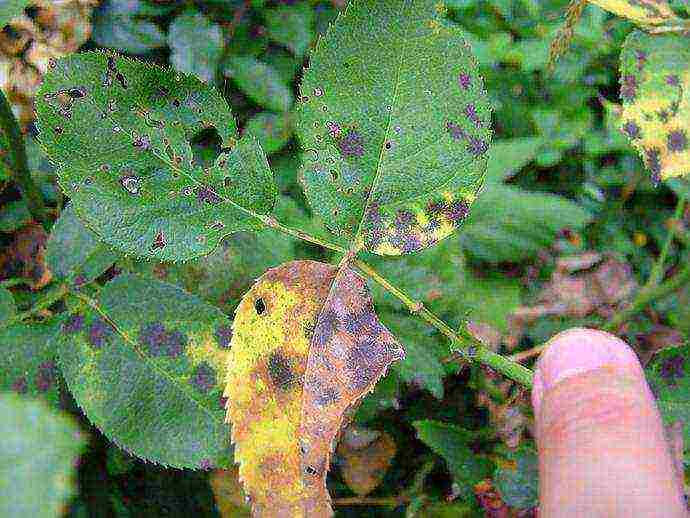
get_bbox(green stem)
[603,262,690,332]
[0,278,29,288]
[647,196,686,287]
[352,258,534,388]
[263,215,347,253]
[0,89,47,225]
[1,284,68,328]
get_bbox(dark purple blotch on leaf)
[464,103,482,128]
[458,72,471,90]
[394,210,415,230]
[36,361,57,392]
[622,121,641,140]
[445,200,469,222]
[63,314,84,334]
[401,234,422,253]
[620,75,637,102]
[665,74,679,86]
[89,319,112,349]
[140,322,187,357]
[199,458,213,470]
[73,274,87,288]
[337,130,365,158]
[466,136,488,157]
[668,130,688,152]
[197,186,222,205]
[215,325,233,349]
[446,121,466,141]
[12,377,28,394]
[191,362,216,393]
[660,355,685,385]
[313,311,339,347]
[644,148,662,185]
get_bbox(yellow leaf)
[225,260,404,517]
[588,0,680,25]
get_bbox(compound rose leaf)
[297,0,492,255]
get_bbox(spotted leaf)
[588,0,680,26]
[35,51,277,261]
[619,31,690,182]
[0,320,62,406]
[57,274,233,468]
[225,260,404,517]
[297,0,492,255]
[646,343,690,445]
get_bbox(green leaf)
[414,420,494,498]
[91,0,166,54]
[36,51,277,261]
[297,0,492,255]
[264,2,315,57]
[645,343,690,446]
[0,0,31,28]
[0,287,16,325]
[380,310,447,399]
[168,11,224,84]
[125,228,296,314]
[223,56,293,112]
[57,274,233,468]
[486,137,543,183]
[0,393,85,517]
[46,204,119,287]
[494,446,539,510]
[619,31,690,182]
[0,200,32,233]
[0,320,62,406]
[245,111,293,154]
[458,274,522,333]
[460,184,591,262]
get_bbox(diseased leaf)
[646,343,690,445]
[46,204,119,287]
[223,56,293,112]
[264,2,315,57]
[588,0,679,25]
[169,10,224,84]
[414,420,494,499]
[297,0,492,255]
[210,467,252,518]
[460,184,592,262]
[36,52,277,261]
[619,31,690,182]
[336,428,396,496]
[0,320,62,406]
[0,393,85,517]
[225,260,404,516]
[57,274,233,468]
[0,200,32,233]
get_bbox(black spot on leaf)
[267,351,296,391]
[254,298,266,315]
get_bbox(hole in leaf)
[304,466,317,476]
[254,298,266,315]
[190,126,223,168]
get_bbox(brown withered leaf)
[336,427,396,496]
[0,223,52,289]
[225,260,404,517]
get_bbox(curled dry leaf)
[225,260,404,517]
[0,223,52,289]
[336,427,396,496]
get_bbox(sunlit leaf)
[588,0,680,25]
[619,30,690,182]
[36,52,277,261]
[297,0,492,255]
[226,260,404,516]
[0,393,85,517]
[57,274,233,468]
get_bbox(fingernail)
[532,328,645,417]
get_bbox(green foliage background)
[1,0,689,516]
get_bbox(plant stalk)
[647,196,686,287]
[0,89,47,225]
[352,258,534,388]
[1,284,68,328]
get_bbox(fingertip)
[531,328,645,418]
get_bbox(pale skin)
[532,328,687,517]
